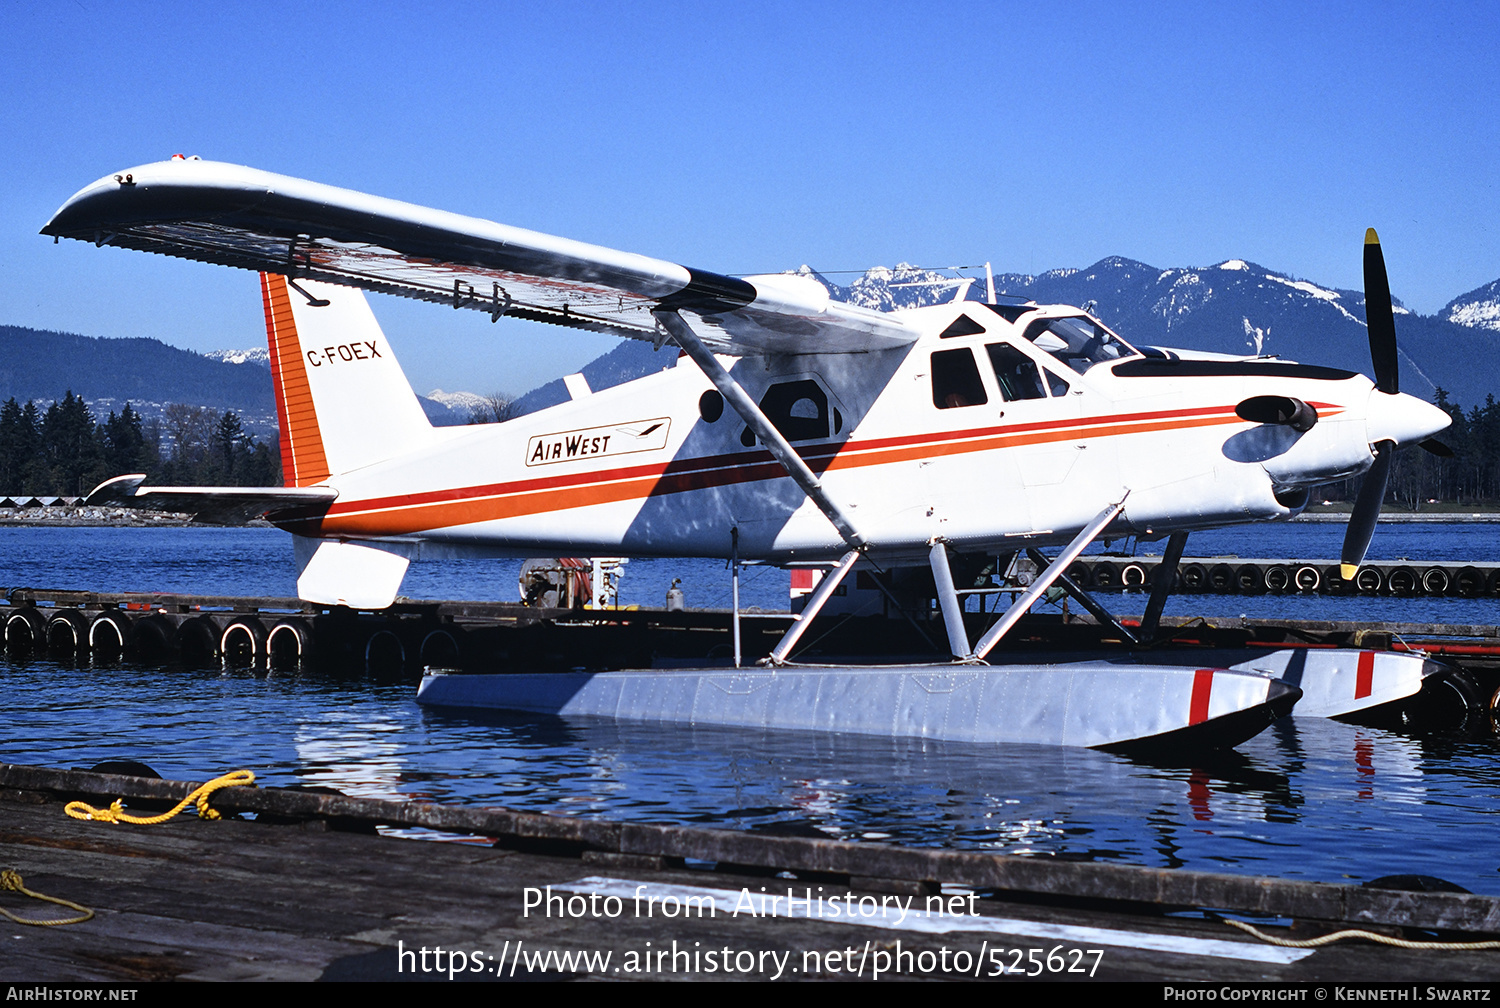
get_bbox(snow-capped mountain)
[814,257,1499,406]
[1440,279,1500,334]
[203,347,271,367]
[424,388,488,414]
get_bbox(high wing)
[88,475,337,525]
[43,158,916,356]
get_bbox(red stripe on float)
[1356,650,1375,699]
[1190,668,1214,725]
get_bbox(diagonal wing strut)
[652,310,866,552]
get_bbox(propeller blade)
[1419,437,1454,458]
[1340,440,1394,579]
[1363,228,1400,394]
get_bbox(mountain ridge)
[5,254,1497,429]
[507,255,1499,409]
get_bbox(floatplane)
[44,157,1455,751]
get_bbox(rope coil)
[1227,917,1500,951]
[64,769,255,825]
[0,869,93,926]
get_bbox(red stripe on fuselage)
[276,400,1345,536]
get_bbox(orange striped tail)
[261,273,331,486]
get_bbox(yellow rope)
[0,869,93,926]
[64,769,255,825]
[1227,917,1500,951]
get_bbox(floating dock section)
[1068,555,1500,596]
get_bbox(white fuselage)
[274,301,1410,565]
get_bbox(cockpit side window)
[1021,317,1138,375]
[931,348,989,409]
[984,343,1047,401]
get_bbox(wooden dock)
[2,763,1498,982]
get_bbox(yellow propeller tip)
[1340,563,1360,580]
[1365,228,1380,245]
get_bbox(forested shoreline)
[1319,391,1500,508]
[0,391,278,497]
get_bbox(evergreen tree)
[41,391,99,495]
[17,401,48,494]
[213,411,246,483]
[101,403,153,477]
[0,398,36,491]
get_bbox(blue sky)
[2,1,1496,395]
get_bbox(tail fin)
[260,273,433,484]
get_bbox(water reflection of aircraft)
[46,158,1451,750]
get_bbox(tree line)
[0,387,1495,507]
[0,392,279,497]
[1373,390,1500,509]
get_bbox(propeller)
[1341,439,1393,580]
[1362,228,1400,395]
[1339,229,1450,578]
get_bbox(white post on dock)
[731,526,742,669]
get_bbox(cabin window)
[938,314,987,339]
[985,343,1047,401]
[1021,316,1138,374]
[740,379,831,446]
[931,348,989,409]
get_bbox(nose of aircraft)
[1365,390,1451,448]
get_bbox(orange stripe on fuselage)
[276,399,1324,537]
[261,273,331,487]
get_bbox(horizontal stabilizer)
[87,474,336,524]
[44,158,916,356]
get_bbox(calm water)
[5,522,1500,894]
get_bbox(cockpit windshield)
[1021,317,1138,374]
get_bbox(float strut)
[1140,531,1188,641]
[971,496,1129,661]
[768,550,861,666]
[929,538,973,660]
[1026,549,1138,644]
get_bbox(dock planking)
[2,764,1498,982]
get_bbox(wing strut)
[653,310,867,551]
[971,496,1128,661]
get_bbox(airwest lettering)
[306,341,383,367]
[526,418,671,467]
[532,433,610,464]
